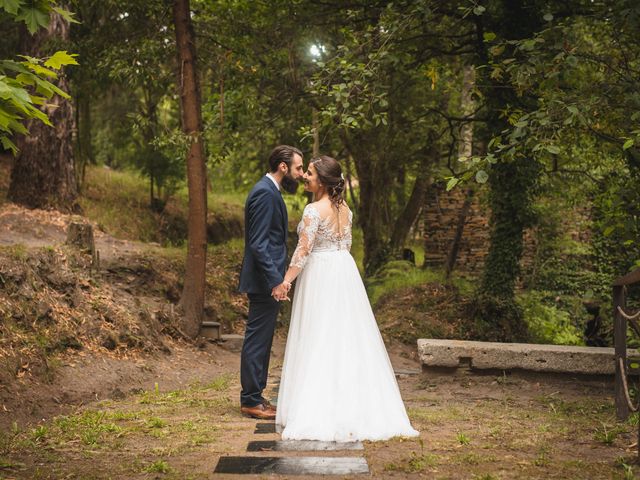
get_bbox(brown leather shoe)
[262,399,277,412]
[241,403,276,420]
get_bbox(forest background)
[2,1,640,478]
[2,0,640,361]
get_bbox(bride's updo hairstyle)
[311,156,346,208]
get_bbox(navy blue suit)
[238,175,288,407]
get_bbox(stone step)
[214,456,369,475]
[417,338,640,375]
[201,321,220,340]
[218,333,244,352]
[247,440,364,452]
[254,423,276,434]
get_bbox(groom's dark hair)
[268,145,303,173]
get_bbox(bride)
[275,155,419,442]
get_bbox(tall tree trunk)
[75,91,94,192]
[445,188,474,278]
[446,65,476,278]
[312,108,320,157]
[340,130,388,274]
[389,174,430,255]
[345,153,358,215]
[173,0,208,339]
[8,13,78,212]
[467,0,544,341]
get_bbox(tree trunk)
[470,0,543,341]
[8,13,78,212]
[445,65,476,278]
[345,153,358,214]
[75,92,94,192]
[173,0,208,339]
[445,188,474,278]
[389,174,430,255]
[312,108,320,157]
[340,131,388,274]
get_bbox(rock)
[417,338,638,375]
[101,334,118,351]
[219,334,244,352]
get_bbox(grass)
[79,165,245,244]
[143,459,172,473]
[0,374,235,478]
[384,450,439,473]
[457,432,471,445]
[80,166,160,242]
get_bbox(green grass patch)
[517,290,584,345]
[384,449,439,474]
[80,166,245,244]
[143,459,171,473]
[80,166,159,242]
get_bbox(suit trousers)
[240,293,280,407]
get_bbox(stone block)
[417,338,639,375]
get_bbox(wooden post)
[614,284,628,420]
[66,222,95,255]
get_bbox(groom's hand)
[271,282,290,301]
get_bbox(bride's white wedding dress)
[276,203,419,442]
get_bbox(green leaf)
[1,135,18,154]
[44,51,79,70]
[623,139,634,150]
[603,225,616,237]
[15,73,35,86]
[483,32,496,42]
[0,79,30,106]
[546,145,560,155]
[475,170,489,184]
[446,177,460,191]
[24,62,58,78]
[473,5,486,15]
[567,105,579,115]
[16,6,50,34]
[52,6,80,24]
[0,0,22,15]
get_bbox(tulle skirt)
[276,249,419,442]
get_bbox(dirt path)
[0,194,636,478]
[0,334,636,479]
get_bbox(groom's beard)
[281,174,299,194]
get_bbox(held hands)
[271,281,292,301]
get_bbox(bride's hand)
[272,282,290,301]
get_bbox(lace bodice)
[290,203,353,269]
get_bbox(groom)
[238,145,304,420]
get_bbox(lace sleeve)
[345,208,353,252]
[290,205,321,269]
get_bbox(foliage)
[517,291,584,346]
[365,261,446,307]
[0,1,78,153]
[592,173,640,278]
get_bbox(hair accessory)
[341,173,345,180]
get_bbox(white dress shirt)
[266,173,281,191]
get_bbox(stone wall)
[422,186,490,275]
[421,184,590,278]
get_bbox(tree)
[6,3,80,211]
[0,1,77,154]
[173,0,208,338]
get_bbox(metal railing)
[613,268,640,458]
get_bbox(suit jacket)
[238,175,288,294]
